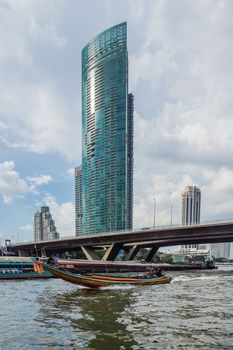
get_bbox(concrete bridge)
[8,220,233,262]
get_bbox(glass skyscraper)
[75,165,82,235]
[81,22,134,235]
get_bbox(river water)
[0,268,233,350]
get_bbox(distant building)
[181,186,201,226]
[75,165,82,235]
[180,185,202,251]
[34,206,59,241]
[172,248,211,264]
[211,243,231,259]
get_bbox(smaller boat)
[43,263,172,289]
[0,257,53,280]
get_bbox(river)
[0,267,233,350]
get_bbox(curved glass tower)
[81,22,133,234]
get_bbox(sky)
[0,0,233,249]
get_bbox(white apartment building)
[211,243,231,259]
[181,186,201,226]
[180,185,202,251]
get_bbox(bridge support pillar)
[144,246,159,262]
[124,245,140,261]
[102,243,123,261]
[18,249,29,257]
[18,249,23,257]
[81,246,100,261]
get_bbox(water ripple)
[0,270,233,349]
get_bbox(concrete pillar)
[144,246,159,262]
[102,243,123,261]
[18,249,30,257]
[124,245,140,261]
[81,246,100,260]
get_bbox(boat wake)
[172,274,219,283]
[103,284,135,290]
[77,284,135,290]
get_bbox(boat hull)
[0,272,53,280]
[44,264,172,289]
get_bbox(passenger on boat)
[155,267,164,277]
[144,267,164,278]
[144,267,156,278]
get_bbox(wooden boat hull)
[43,264,172,289]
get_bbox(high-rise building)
[34,206,59,241]
[127,93,134,229]
[81,22,134,234]
[211,243,231,259]
[75,165,82,235]
[180,186,201,251]
[181,186,201,226]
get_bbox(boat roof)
[56,258,159,268]
[0,256,33,263]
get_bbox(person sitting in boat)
[145,267,164,278]
[144,267,156,278]
[155,267,164,277]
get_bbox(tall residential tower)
[181,186,201,226]
[180,186,201,251]
[75,165,82,235]
[81,22,134,235]
[211,243,231,259]
[34,206,59,242]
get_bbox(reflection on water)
[39,287,138,350]
[1,269,233,349]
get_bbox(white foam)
[172,274,219,283]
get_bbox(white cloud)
[67,168,75,177]
[0,161,31,203]
[0,161,53,203]
[17,47,33,66]
[0,81,81,162]
[133,170,197,228]
[203,167,233,192]
[27,174,53,188]
[0,120,9,130]
[0,0,81,162]
[44,193,75,237]
[29,17,67,52]
[130,0,233,225]
[19,224,33,231]
[202,167,233,218]
[129,0,145,22]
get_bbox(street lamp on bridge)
[170,205,174,227]
[153,198,156,228]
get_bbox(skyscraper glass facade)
[81,22,133,234]
[75,165,82,235]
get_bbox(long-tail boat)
[46,257,166,273]
[45,257,216,272]
[41,259,172,289]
